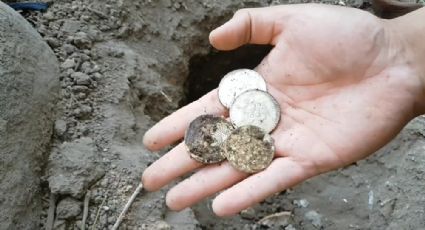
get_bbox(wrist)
[385,8,425,115]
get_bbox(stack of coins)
[185,69,280,173]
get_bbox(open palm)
[142,4,423,216]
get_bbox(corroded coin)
[229,89,280,133]
[218,69,267,109]
[184,115,234,164]
[224,125,275,173]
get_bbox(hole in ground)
[184,45,272,104]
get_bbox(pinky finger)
[212,157,316,216]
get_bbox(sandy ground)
[2,0,425,229]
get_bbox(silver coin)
[184,115,234,164]
[218,69,267,109]
[225,125,275,173]
[229,90,280,133]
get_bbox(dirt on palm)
[1,0,425,229]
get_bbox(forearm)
[388,8,425,113]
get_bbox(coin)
[229,89,280,133]
[218,69,267,109]
[224,125,275,173]
[184,115,234,164]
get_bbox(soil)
[3,0,425,229]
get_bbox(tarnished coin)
[229,89,280,133]
[218,69,267,109]
[184,115,234,164]
[224,125,275,173]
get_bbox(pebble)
[56,197,82,220]
[294,199,310,208]
[304,210,323,229]
[73,32,92,49]
[61,58,76,69]
[54,119,67,137]
[71,72,91,86]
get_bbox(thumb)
[209,7,287,50]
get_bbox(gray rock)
[240,207,256,220]
[48,137,105,198]
[73,32,92,49]
[56,197,82,220]
[61,58,76,69]
[304,210,323,229]
[54,119,67,137]
[72,72,91,86]
[0,2,59,229]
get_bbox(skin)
[142,4,425,217]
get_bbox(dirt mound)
[0,2,59,229]
[3,0,425,229]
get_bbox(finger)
[143,89,226,151]
[209,6,290,50]
[142,143,203,191]
[166,162,248,211]
[212,157,315,216]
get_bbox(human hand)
[142,4,424,216]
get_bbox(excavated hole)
[184,45,272,104]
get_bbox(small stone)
[305,210,323,229]
[45,37,60,48]
[61,58,76,69]
[73,32,92,49]
[294,199,310,208]
[71,72,91,86]
[240,207,256,220]
[56,197,82,220]
[54,119,67,137]
[225,125,274,173]
[62,44,76,54]
[185,115,234,164]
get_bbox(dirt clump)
[0,2,59,229]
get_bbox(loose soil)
[8,0,425,229]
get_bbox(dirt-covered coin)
[184,115,234,164]
[229,89,280,133]
[225,125,275,173]
[218,69,267,109]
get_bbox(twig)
[82,191,90,230]
[45,193,56,230]
[90,194,107,230]
[112,183,144,230]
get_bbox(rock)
[56,197,82,220]
[54,119,67,137]
[294,199,310,208]
[0,2,59,229]
[71,72,91,86]
[45,37,61,48]
[73,32,92,49]
[305,210,323,229]
[240,207,256,220]
[48,137,105,198]
[61,20,83,34]
[61,58,76,69]
[258,211,294,228]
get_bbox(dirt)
[2,0,425,229]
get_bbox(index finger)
[143,89,226,151]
